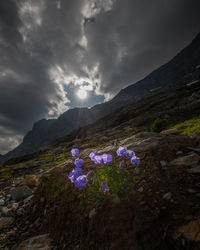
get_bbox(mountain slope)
[0,32,200,163]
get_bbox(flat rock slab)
[169,152,200,168]
[15,234,53,250]
[0,217,14,230]
[11,186,32,201]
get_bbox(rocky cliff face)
[1,32,200,164]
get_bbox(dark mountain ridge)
[0,31,200,164]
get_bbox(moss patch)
[172,117,200,136]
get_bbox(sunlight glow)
[77,89,87,99]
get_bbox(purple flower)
[101,182,109,192]
[116,146,127,157]
[92,177,97,184]
[71,148,79,157]
[125,150,135,159]
[86,170,93,178]
[68,167,83,183]
[131,156,140,166]
[114,140,118,147]
[119,162,124,169]
[74,175,88,190]
[74,158,84,168]
[93,155,103,164]
[89,152,98,160]
[102,154,113,164]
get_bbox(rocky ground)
[0,129,200,249]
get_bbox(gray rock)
[11,186,32,201]
[89,208,96,219]
[0,217,14,230]
[187,166,200,174]
[2,206,12,216]
[169,153,200,168]
[17,207,25,216]
[163,192,172,200]
[12,203,19,211]
[15,234,53,249]
[0,199,5,206]
[160,160,167,167]
[187,147,200,153]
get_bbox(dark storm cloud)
[0,0,22,45]
[84,0,200,96]
[0,0,200,154]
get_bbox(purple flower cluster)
[69,148,92,190]
[116,146,140,166]
[68,144,140,194]
[89,152,113,165]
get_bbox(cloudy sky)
[0,0,200,155]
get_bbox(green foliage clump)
[124,127,136,136]
[150,118,168,132]
[88,166,125,203]
[0,168,14,179]
[54,156,72,164]
[172,117,200,136]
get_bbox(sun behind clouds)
[76,89,87,99]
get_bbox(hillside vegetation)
[0,83,200,249]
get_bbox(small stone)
[0,217,14,230]
[135,167,140,174]
[17,207,25,216]
[187,147,200,153]
[138,187,144,192]
[15,234,53,249]
[187,166,200,174]
[161,128,181,135]
[176,151,183,155]
[11,186,32,201]
[12,203,19,211]
[163,192,172,200]
[18,175,38,188]
[40,197,45,203]
[2,207,12,216]
[33,218,41,228]
[187,189,196,193]
[0,199,5,206]
[6,194,11,200]
[89,209,96,219]
[8,228,16,237]
[160,160,167,167]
